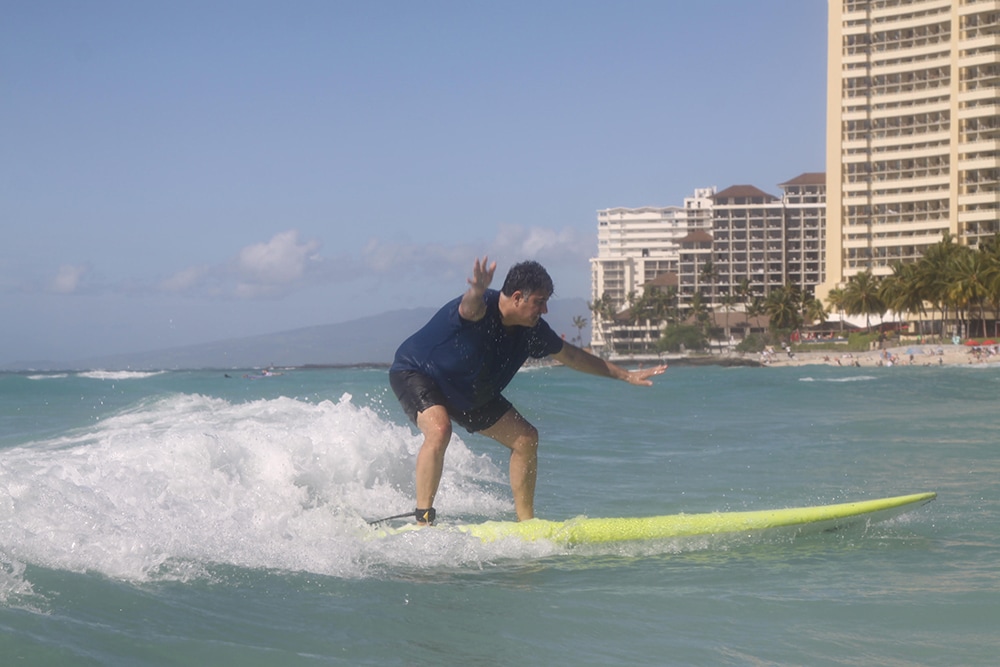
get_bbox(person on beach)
[389,256,667,524]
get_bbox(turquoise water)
[1,363,997,665]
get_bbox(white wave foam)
[76,370,167,380]
[0,554,37,609]
[798,375,878,383]
[0,392,526,590]
[26,374,69,380]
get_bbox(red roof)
[712,185,778,201]
[678,230,714,244]
[645,271,679,288]
[778,172,826,187]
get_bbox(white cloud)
[156,230,325,299]
[361,238,474,276]
[235,230,321,287]
[49,264,89,294]
[160,265,210,294]
[491,224,594,263]
[360,224,593,279]
[60,224,591,303]
[348,224,594,306]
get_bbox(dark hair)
[500,260,554,297]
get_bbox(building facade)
[824,0,1000,296]
[589,188,715,355]
[680,175,827,308]
[590,178,825,356]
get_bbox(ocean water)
[0,362,997,666]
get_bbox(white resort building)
[589,178,826,357]
[589,188,715,356]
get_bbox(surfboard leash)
[367,507,436,525]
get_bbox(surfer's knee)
[417,406,452,449]
[511,424,538,455]
[423,424,451,452]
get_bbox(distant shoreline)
[750,343,999,369]
[7,344,998,374]
[298,362,391,370]
[609,343,1000,370]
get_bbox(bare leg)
[414,405,452,516]
[480,408,539,521]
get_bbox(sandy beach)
[761,343,1000,368]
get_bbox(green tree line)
[828,233,1000,339]
[588,233,1000,356]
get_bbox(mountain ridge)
[4,298,591,371]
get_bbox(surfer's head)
[501,261,554,299]
[499,261,553,328]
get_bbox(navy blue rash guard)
[390,289,564,412]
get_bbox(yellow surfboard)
[400,492,937,545]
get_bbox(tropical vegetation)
[585,233,1000,357]
[837,233,1000,339]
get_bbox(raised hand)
[459,255,498,322]
[468,256,497,295]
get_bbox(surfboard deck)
[375,492,936,545]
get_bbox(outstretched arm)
[458,255,497,322]
[552,342,667,386]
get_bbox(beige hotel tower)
[824,0,999,297]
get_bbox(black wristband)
[415,507,436,524]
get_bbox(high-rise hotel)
[824,0,999,296]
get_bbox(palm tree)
[825,286,848,333]
[746,295,766,334]
[765,284,804,334]
[879,261,926,338]
[646,285,677,326]
[688,292,711,352]
[700,259,720,307]
[916,233,961,340]
[979,233,1000,336]
[735,277,753,315]
[588,292,617,357]
[949,247,997,338]
[804,297,828,329]
[842,270,885,331]
[625,291,645,324]
[719,292,738,341]
[571,315,588,347]
[625,287,664,354]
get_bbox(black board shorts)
[389,370,512,434]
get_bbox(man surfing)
[389,256,666,523]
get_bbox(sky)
[2,0,827,365]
